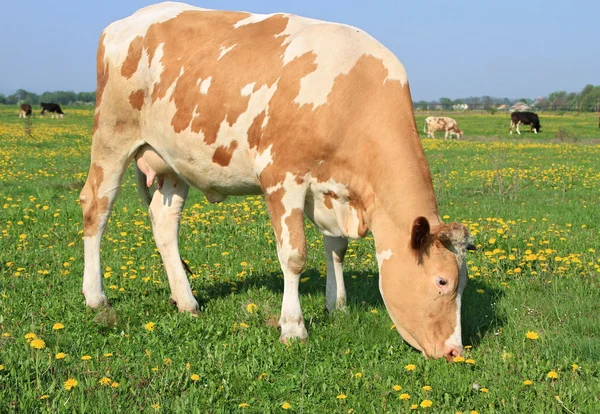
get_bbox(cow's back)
[97,2,413,194]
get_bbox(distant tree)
[439,97,452,110]
[76,91,96,103]
[0,94,5,104]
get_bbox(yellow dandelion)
[151,403,160,410]
[336,394,347,399]
[0,365,4,371]
[393,385,402,391]
[2,333,10,337]
[99,377,112,386]
[81,355,92,361]
[24,332,37,341]
[404,364,416,371]
[370,309,378,314]
[480,388,489,393]
[144,322,155,332]
[40,395,49,400]
[191,374,200,382]
[64,378,78,390]
[145,349,152,357]
[246,303,258,313]
[104,353,113,357]
[258,373,267,380]
[525,331,539,340]
[52,323,64,330]
[523,380,532,385]
[453,356,465,363]
[547,370,558,379]
[572,364,579,372]
[423,385,432,391]
[465,358,476,365]
[400,393,410,400]
[281,402,291,409]
[30,338,46,349]
[420,400,433,408]
[239,403,249,408]
[55,352,67,360]
[111,382,119,388]
[411,404,418,410]
[354,372,362,378]
[239,322,249,328]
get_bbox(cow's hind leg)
[264,176,309,341]
[80,138,138,308]
[325,235,348,312]
[148,179,199,314]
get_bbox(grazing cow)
[40,102,65,118]
[81,2,475,360]
[509,111,541,134]
[424,116,463,139]
[19,103,32,118]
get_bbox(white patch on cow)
[305,178,363,239]
[102,2,203,68]
[240,82,256,97]
[282,22,408,108]
[199,76,212,95]
[444,291,463,349]
[254,145,274,176]
[233,13,273,28]
[376,249,393,273]
[213,81,278,150]
[218,44,237,60]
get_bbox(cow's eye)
[436,277,447,287]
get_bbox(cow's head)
[533,122,541,133]
[378,217,475,360]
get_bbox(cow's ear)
[411,216,430,250]
[436,223,476,252]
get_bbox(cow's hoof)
[279,317,308,342]
[170,297,199,316]
[85,293,108,309]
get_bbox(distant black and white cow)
[509,112,541,134]
[19,104,32,118]
[40,102,65,118]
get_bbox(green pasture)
[0,105,599,412]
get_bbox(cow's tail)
[134,163,153,207]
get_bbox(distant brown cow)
[424,116,463,139]
[19,104,32,118]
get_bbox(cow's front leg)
[148,179,199,314]
[325,235,348,312]
[264,178,308,342]
[444,130,449,140]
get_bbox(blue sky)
[1,0,598,101]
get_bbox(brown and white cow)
[80,2,475,360]
[19,103,32,118]
[424,116,463,139]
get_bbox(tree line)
[414,84,600,112]
[0,89,95,106]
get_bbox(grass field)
[1,105,599,413]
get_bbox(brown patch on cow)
[247,110,266,149]
[285,208,306,253]
[80,163,109,237]
[265,187,285,245]
[322,191,338,210]
[212,141,238,166]
[96,33,109,109]
[129,89,145,110]
[124,11,293,143]
[92,111,100,136]
[121,36,144,79]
